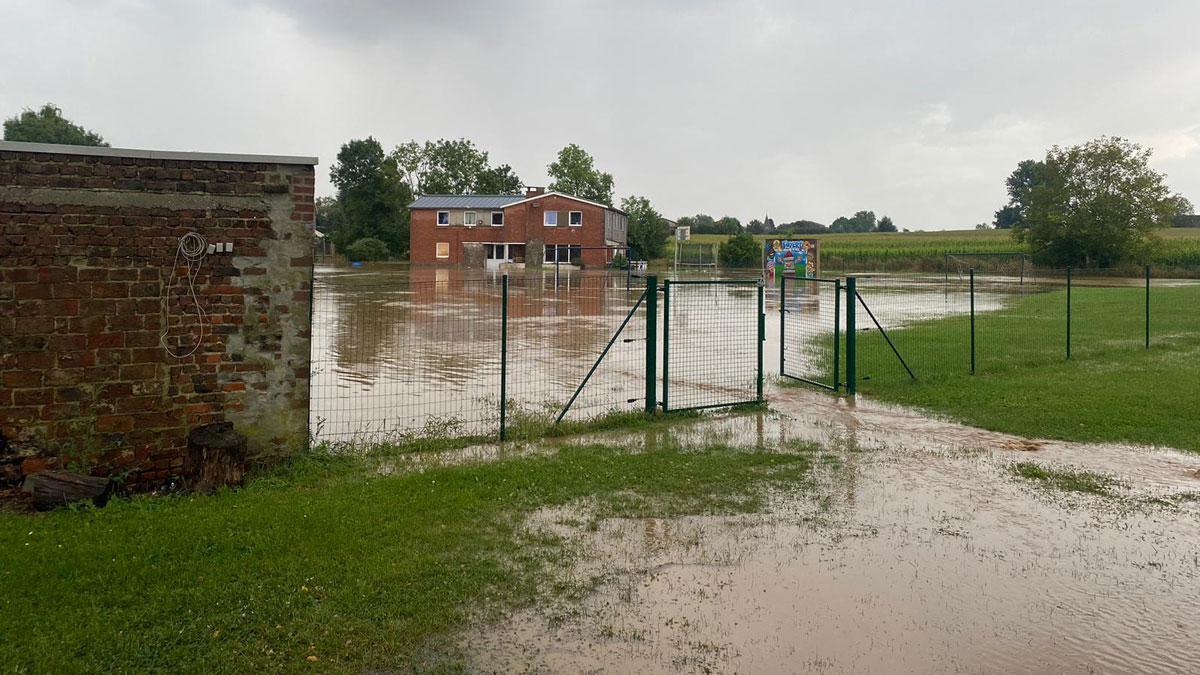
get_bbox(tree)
[392,138,522,196]
[993,204,1022,229]
[3,103,108,146]
[622,195,668,260]
[718,232,761,268]
[993,159,1045,230]
[315,196,343,235]
[329,137,412,257]
[1010,137,1185,267]
[876,215,897,232]
[344,237,391,261]
[830,210,876,233]
[715,216,743,233]
[548,144,614,205]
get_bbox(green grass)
[671,228,1200,271]
[0,436,815,673]
[1010,462,1120,496]
[850,284,1200,451]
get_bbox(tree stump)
[22,471,115,511]
[185,422,248,493]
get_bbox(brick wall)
[0,142,315,489]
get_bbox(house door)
[485,244,511,270]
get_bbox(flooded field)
[465,388,1200,673]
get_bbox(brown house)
[408,187,628,268]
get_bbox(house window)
[437,211,449,226]
[544,211,557,227]
[464,211,477,227]
[491,211,504,226]
[544,244,582,264]
[569,211,583,227]
[436,242,449,259]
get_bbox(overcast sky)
[4,0,1199,229]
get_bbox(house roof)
[409,191,626,215]
[408,194,526,209]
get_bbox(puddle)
[462,388,1200,673]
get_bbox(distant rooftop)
[408,194,527,209]
[0,140,318,166]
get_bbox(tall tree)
[622,195,668,260]
[876,215,897,232]
[1010,137,1186,267]
[391,138,522,196]
[329,137,412,256]
[547,144,614,205]
[992,204,1022,229]
[993,159,1045,230]
[3,103,107,146]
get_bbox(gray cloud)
[3,0,1199,228]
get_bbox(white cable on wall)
[160,232,209,358]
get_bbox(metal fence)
[309,271,764,445]
[778,266,1199,394]
[663,279,763,411]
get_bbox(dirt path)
[465,386,1200,673]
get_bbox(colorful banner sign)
[764,239,814,280]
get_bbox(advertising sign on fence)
[765,239,817,282]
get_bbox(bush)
[345,237,391,262]
[718,233,761,268]
[610,252,628,269]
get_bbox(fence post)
[662,279,670,412]
[1145,265,1151,349]
[845,276,857,396]
[644,275,657,415]
[757,281,765,403]
[969,268,976,374]
[779,276,786,376]
[1066,267,1072,360]
[833,278,841,392]
[500,273,509,441]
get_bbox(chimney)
[525,186,545,198]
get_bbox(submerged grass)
[0,435,816,673]
[850,285,1200,451]
[1010,462,1120,496]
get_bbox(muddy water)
[465,388,1200,673]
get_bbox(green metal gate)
[662,279,764,412]
[779,275,841,391]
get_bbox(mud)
[464,388,1200,673]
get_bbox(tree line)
[321,137,672,262]
[678,211,900,236]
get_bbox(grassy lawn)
[850,284,1200,451]
[0,435,815,673]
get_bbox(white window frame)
[437,211,449,226]
[544,211,557,227]
[491,211,504,226]
[464,211,477,227]
[435,242,449,259]
[569,211,583,227]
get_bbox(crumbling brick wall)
[0,141,315,489]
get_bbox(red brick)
[3,371,43,388]
[96,415,134,433]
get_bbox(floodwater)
[465,388,1200,673]
[308,266,1012,442]
[310,266,1200,672]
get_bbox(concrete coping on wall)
[0,140,318,166]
